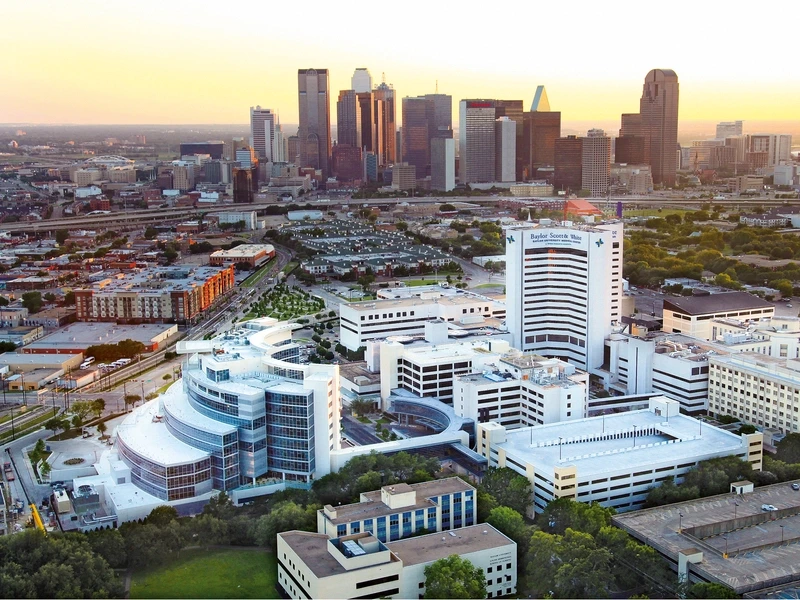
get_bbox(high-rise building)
[639,69,679,187]
[297,69,332,177]
[233,165,258,203]
[581,129,611,197]
[620,113,643,137]
[356,92,374,152]
[331,144,362,181]
[505,221,624,371]
[272,118,286,163]
[523,94,561,177]
[180,142,224,160]
[495,117,516,182]
[459,100,497,183]
[224,137,247,161]
[336,90,361,148]
[494,99,525,180]
[615,135,645,165]
[171,161,195,192]
[287,136,300,164]
[250,106,275,162]
[235,147,257,169]
[363,151,378,183]
[392,163,416,191]
[749,134,793,167]
[431,138,455,191]
[716,120,744,139]
[425,94,453,143]
[554,135,583,192]
[402,96,429,177]
[351,68,372,94]
[373,81,396,166]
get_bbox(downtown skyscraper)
[298,69,332,177]
[401,93,452,177]
[639,69,679,187]
[250,106,275,162]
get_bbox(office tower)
[180,141,224,160]
[402,96,429,176]
[749,134,792,167]
[554,136,583,192]
[431,138,455,191]
[581,129,611,197]
[287,136,300,164]
[171,161,195,192]
[615,135,645,164]
[351,67,372,93]
[204,160,222,184]
[332,144,362,181]
[523,88,561,176]
[363,152,378,182]
[392,163,416,191]
[495,117,516,182]
[356,91,374,152]
[224,137,247,161]
[505,221,624,371]
[272,119,286,163]
[336,90,361,148]
[233,166,258,203]
[459,100,497,183]
[639,69,680,186]
[426,94,453,142]
[235,147,257,169]
[373,81,396,166]
[494,99,525,180]
[297,69,332,177]
[620,113,643,137]
[250,106,275,162]
[716,120,743,139]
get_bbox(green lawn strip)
[241,261,274,288]
[281,261,299,275]
[473,283,504,289]
[0,405,44,425]
[0,409,56,442]
[130,547,279,599]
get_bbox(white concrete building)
[277,524,516,600]
[478,397,763,515]
[430,137,455,192]
[454,351,588,429]
[317,478,475,542]
[709,353,800,435]
[340,291,505,352]
[662,292,774,341]
[495,117,516,182]
[217,210,258,230]
[505,221,623,371]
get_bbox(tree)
[70,400,94,422]
[91,398,106,418]
[254,501,317,548]
[776,433,800,464]
[45,416,68,436]
[146,505,179,528]
[350,397,374,418]
[86,529,128,568]
[687,582,739,599]
[63,291,75,305]
[189,513,230,548]
[124,394,141,411]
[0,296,8,307]
[479,467,533,516]
[55,229,69,245]
[487,506,530,559]
[203,491,237,520]
[424,554,487,599]
[97,421,107,439]
[554,529,614,598]
[0,341,17,353]
[439,203,457,213]
[144,226,158,240]
[21,291,42,314]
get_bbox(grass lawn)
[241,261,274,288]
[281,261,299,275]
[130,548,279,599]
[624,208,690,218]
[473,283,504,289]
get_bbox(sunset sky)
[5,0,799,132]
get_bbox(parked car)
[792,483,799,491]
[762,504,778,511]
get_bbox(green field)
[240,260,275,288]
[624,208,691,218]
[130,548,279,599]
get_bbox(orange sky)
[5,1,799,129]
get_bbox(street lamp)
[559,436,563,460]
[780,525,785,544]
[679,512,684,534]
[723,535,728,559]
[633,425,638,447]
[734,501,739,521]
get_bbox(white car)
[762,504,778,511]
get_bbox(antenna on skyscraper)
[382,72,386,84]
[436,80,439,93]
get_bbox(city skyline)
[4,1,799,129]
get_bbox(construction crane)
[29,503,46,533]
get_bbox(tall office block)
[356,92,375,152]
[495,117,516,182]
[298,69,332,177]
[523,110,561,176]
[363,152,378,183]
[620,113,643,137]
[505,221,624,371]
[459,100,497,183]
[554,136,583,192]
[749,134,792,167]
[402,96,429,177]
[250,106,275,162]
[373,81,396,166]
[581,129,611,197]
[233,166,258,203]
[351,68,372,94]
[639,69,679,186]
[426,94,453,142]
[336,90,361,148]
[287,136,300,164]
[431,138,455,191]
[272,119,286,163]
[494,99,525,180]
[717,121,743,139]
[332,144,362,181]
[235,147,257,169]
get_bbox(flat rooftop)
[386,523,514,567]
[116,400,209,466]
[495,407,745,477]
[0,352,76,366]
[324,477,474,525]
[344,294,490,312]
[664,292,773,315]
[210,244,274,258]
[26,322,176,350]
[613,482,800,594]
[280,531,400,579]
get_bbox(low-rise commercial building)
[662,292,774,340]
[317,478,475,542]
[209,244,275,268]
[277,524,516,600]
[477,397,762,516]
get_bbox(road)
[341,414,382,446]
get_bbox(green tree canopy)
[21,291,42,314]
[423,554,487,599]
[479,467,533,516]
